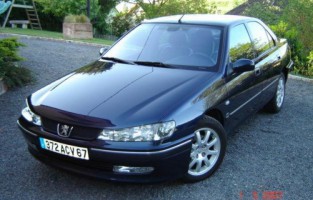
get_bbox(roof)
[143,14,258,27]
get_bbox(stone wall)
[63,23,93,39]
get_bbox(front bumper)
[18,117,192,183]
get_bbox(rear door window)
[246,22,272,56]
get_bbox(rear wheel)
[184,116,226,182]
[265,74,285,113]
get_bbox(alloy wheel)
[188,128,221,176]
[276,77,285,108]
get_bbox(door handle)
[255,68,261,76]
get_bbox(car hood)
[31,61,216,128]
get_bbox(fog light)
[113,166,154,174]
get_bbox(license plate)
[39,138,89,160]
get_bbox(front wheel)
[265,74,286,113]
[184,116,227,182]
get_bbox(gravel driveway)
[0,35,312,200]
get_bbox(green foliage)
[98,0,120,13]
[0,64,33,88]
[270,21,306,67]
[230,42,254,62]
[136,0,214,19]
[281,0,313,77]
[242,0,313,77]
[0,38,24,63]
[0,38,33,88]
[35,0,86,17]
[307,51,313,67]
[35,0,119,34]
[283,0,313,55]
[294,51,313,77]
[33,2,64,32]
[111,11,135,37]
[111,0,216,37]
[0,28,114,45]
[64,14,90,23]
[243,2,281,25]
[306,52,313,76]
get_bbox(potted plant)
[63,14,93,39]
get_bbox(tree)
[283,0,313,55]
[35,0,87,17]
[35,0,120,34]
[125,0,215,19]
[109,0,216,37]
[98,0,121,13]
[111,4,141,37]
[111,11,134,37]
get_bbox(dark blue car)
[18,14,293,183]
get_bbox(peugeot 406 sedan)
[18,14,293,183]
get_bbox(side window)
[229,24,254,62]
[246,22,272,56]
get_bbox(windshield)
[105,23,223,70]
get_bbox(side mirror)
[99,47,109,56]
[232,59,255,73]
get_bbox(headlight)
[21,100,41,126]
[98,121,176,142]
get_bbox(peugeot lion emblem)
[57,124,73,137]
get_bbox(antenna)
[178,14,185,23]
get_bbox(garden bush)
[243,0,313,78]
[0,38,33,88]
[64,14,90,23]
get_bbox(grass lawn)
[0,28,114,46]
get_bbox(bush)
[307,52,313,67]
[306,52,313,76]
[294,51,313,77]
[111,11,135,37]
[242,0,313,77]
[0,38,33,89]
[64,14,90,23]
[0,64,33,88]
[0,38,24,63]
[270,22,306,67]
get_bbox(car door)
[245,21,281,109]
[224,23,263,132]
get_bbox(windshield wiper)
[134,61,172,68]
[101,56,135,65]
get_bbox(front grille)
[41,117,102,141]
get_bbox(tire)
[264,73,286,113]
[184,116,227,182]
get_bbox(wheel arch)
[204,109,224,126]
[283,67,289,82]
